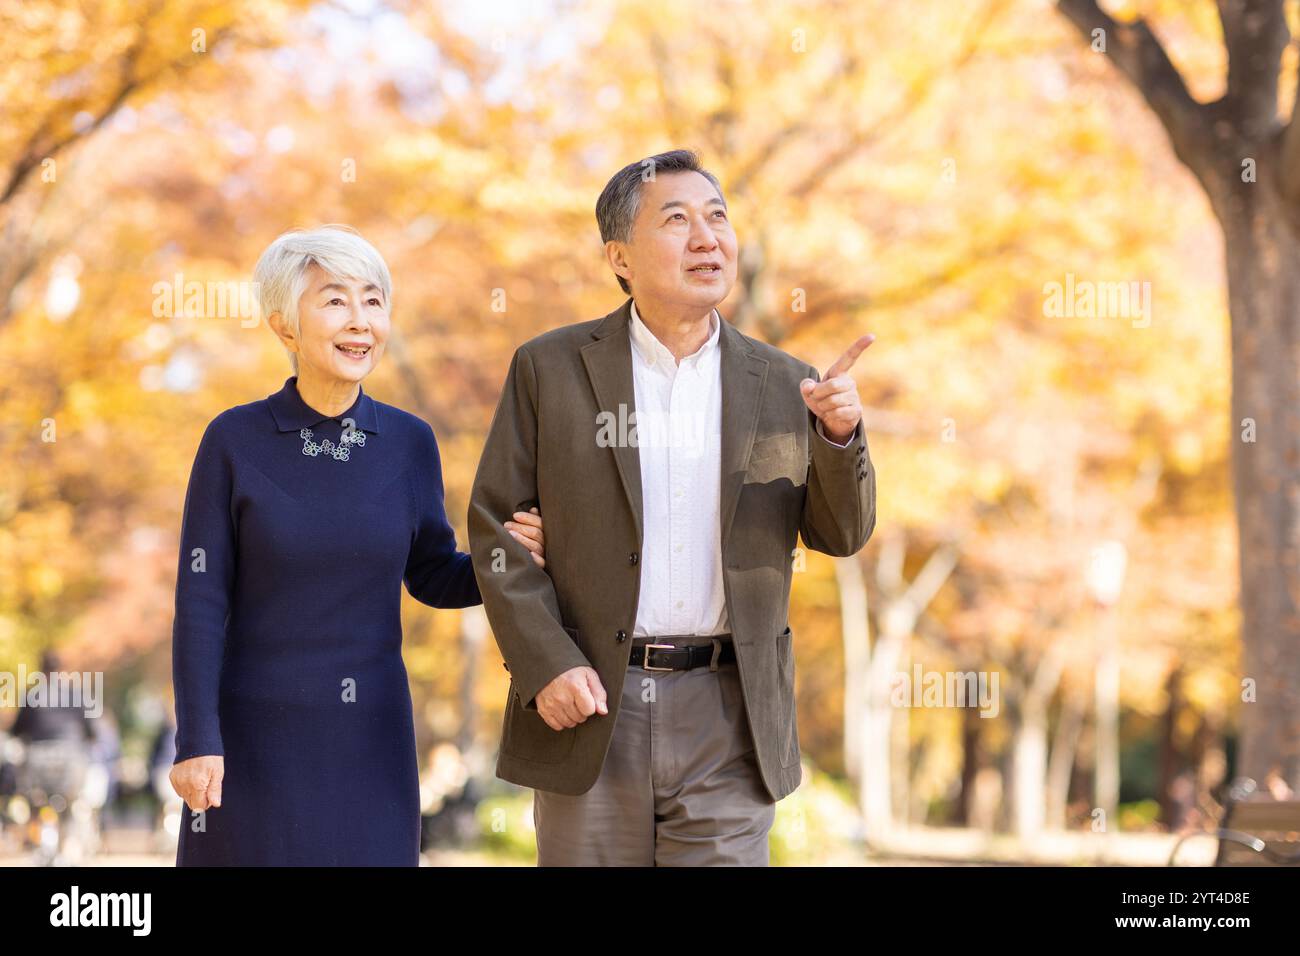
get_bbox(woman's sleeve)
[404,423,481,609]
[171,416,237,763]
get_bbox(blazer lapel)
[718,317,769,543]
[581,300,644,542]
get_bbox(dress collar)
[628,300,720,370]
[267,376,381,434]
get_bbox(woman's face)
[287,262,390,384]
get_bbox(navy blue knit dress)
[171,377,480,866]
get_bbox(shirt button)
[676,600,684,609]
[674,544,683,553]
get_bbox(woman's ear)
[266,311,298,357]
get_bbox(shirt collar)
[628,300,721,370]
[267,376,381,434]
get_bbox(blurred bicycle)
[4,736,106,865]
[3,651,109,865]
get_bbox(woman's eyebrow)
[318,282,382,294]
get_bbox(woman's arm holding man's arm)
[404,422,481,609]
[404,422,547,609]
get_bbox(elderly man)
[469,149,876,866]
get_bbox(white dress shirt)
[628,300,729,637]
[627,302,852,638]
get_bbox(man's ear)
[604,240,632,289]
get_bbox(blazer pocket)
[502,679,578,764]
[562,624,585,661]
[751,432,797,462]
[747,433,799,484]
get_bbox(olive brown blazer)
[468,298,877,800]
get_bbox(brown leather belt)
[629,635,735,671]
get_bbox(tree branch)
[807,233,1022,317]
[1216,0,1286,137]
[729,48,860,196]
[1056,0,1216,191]
[0,13,245,209]
[787,0,1011,201]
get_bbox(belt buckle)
[642,643,676,672]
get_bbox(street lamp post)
[1087,540,1127,837]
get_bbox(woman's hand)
[504,507,546,568]
[170,755,224,812]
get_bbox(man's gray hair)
[595,149,725,294]
[253,224,393,373]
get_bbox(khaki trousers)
[532,637,777,866]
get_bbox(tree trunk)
[1156,666,1182,827]
[836,556,871,790]
[1193,705,1228,809]
[956,705,981,826]
[864,617,908,838]
[1046,683,1086,829]
[893,674,911,824]
[1221,189,1300,790]
[456,607,489,758]
[1012,700,1050,839]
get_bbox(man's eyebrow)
[658,197,728,211]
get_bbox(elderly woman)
[168,225,545,865]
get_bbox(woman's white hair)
[253,224,393,373]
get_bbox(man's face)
[609,170,738,311]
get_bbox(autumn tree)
[1056,0,1300,793]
